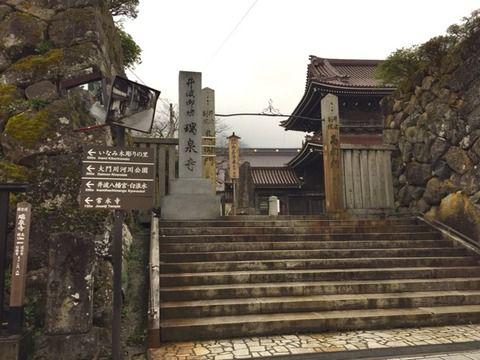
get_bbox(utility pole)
[168,103,175,138]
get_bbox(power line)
[215,113,321,122]
[126,68,146,85]
[203,0,259,70]
[126,68,171,113]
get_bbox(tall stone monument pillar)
[202,88,217,194]
[161,72,220,219]
[321,93,345,214]
[179,71,203,178]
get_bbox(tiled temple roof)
[251,167,301,188]
[281,56,396,132]
[308,56,394,89]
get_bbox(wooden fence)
[133,137,178,207]
[341,144,395,210]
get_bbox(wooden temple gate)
[341,144,395,210]
[321,93,394,213]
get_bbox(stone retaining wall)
[384,30,480,241]
[0,1,126,358]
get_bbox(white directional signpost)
[80,146,155,210]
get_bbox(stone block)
[430,137,449,163]
[161,178,220,220]
[0,48,63,87]
[405,162,431,185]
[33,328,105,360]
[0,5,12,21]
[92,259,112,327]
[0,12,47,61]
[25,80,58,101]
[49,7,99,48]
[432,160,452,179]
[445,146,473,175]
[471,138,480,159]
[4,1,56,21]
[423,177,455,205]
[238,162,255,211]
[383,129,400,145]
[169,178,215,195]
[459,166,480,196]
[421,76,433,90]
[45,232,95,335]
[427,191,480,244]
[0,50,11,73]
[0,334,30,360]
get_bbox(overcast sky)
[123,0,479,147]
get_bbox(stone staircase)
[158,216,480,341]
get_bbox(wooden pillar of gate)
[321,93,344,214]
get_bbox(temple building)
[227,56,397,215]
[281,56,395,141]
[281,56,397,214]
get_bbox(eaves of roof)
[251,167,302,188]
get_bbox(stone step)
[160,305,480,341]
[159,224,435,236]
[222,214,399,220]
[160,256,478,273]
[160,239,454,253]
[160,277,480,301]
[160,232,442,243]
[160,247,468,263]
[161,291,480,319]
[159,266,480,286]
[156,216,480,343]
[220,214,413,221]
[159,218,419,228]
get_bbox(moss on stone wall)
[0,3,131,358]
[0,84,16,105]
[0,83,24,114]
[10,48,63,72]
[0,159,29,181]
[4,110,50,148]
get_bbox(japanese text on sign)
[10,202,31,307]
[228,134,240,179]
[80,146,155,210]
[179,71,202,178]
[184,77,197,172]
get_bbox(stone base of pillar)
[0,333,30,360]
[161,178,220,220]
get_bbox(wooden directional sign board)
[80,146,155,210]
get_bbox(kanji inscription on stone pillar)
[179,71,203,178]
[321,93,344,212]
[9,202,31,308]
[202,87,216,193]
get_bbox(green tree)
[106,0,142,69]
[376,46,427,90]
[376,8,480,91]
[108,0,139,19]
[116,26,142,69]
